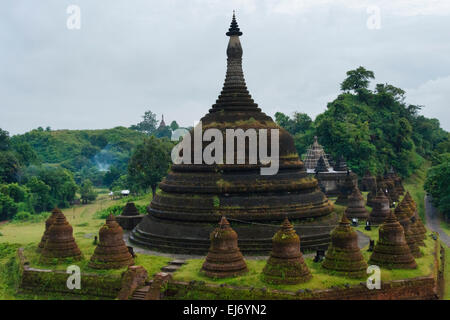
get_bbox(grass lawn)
[403,161,430,222]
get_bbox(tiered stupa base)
[131,212,337,254]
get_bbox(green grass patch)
[444,244,450,300]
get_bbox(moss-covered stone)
[262,218,311,284]
[322,215,367,278]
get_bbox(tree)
[340,66,375,92]
[79,179,97,204]
[0,193,18,221]
[0,152,20,183]
[425,160,450,220]
[170,121,180,131]
[128,136,172,197]
[131,110,158,135]
[0,129,10,151]
[26,176,52,212]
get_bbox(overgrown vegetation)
[276,67,448,177]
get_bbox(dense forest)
[1,67,449,221]
[0,112,177,221]
[275,67,450,218]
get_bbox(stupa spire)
[210,12,258,112]
[226,11,242,36]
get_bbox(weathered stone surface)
[37,207,59,252]
[322,215,368,278]
[117,265,148,300]
[116,202,144,230]
[121,202,140,216]
[333,156,348,172]
[40,210,82,262]
[369,211,417,269]
[262,218,311,284]
[89,214,134,269]
[360,171,376,192]
[304,136,330,170]
[368,188,391,225]
[335,171,357,206]
[201,217,248,278]
[401,193,426,247]
[131,15,336,254]
[344,188,369,219]
[315,155,329,173]
[404,225,422,258]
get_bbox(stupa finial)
[226,11,243,36]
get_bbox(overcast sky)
[1,0,450,135]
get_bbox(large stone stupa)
[130,14,336,254]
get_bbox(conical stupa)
[333,156,348,172]
[315,155,329,173]
[304,136,330,170]
[37,207,60,251]
[201,217,248,278]
[345,188,369,219]
[262,218,311,284]
[366,179,377,208]
[369,211,417,269]
[360,170,376,192]
[89,214,134,269]
[403,192,427,245]
[131,13,336,254]
[121,202,140,216]
[322,214,368,278]
[404,225,422,258]
[40,210,82,262]
[368,188,391,225]
[335,172,356,206]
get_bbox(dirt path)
[425,195,450,247]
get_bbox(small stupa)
[89,214,134,269]
[345,188,369,219]
[201,217,248,278]
[366,181,378,208]
[304,136,330,170]
[315,155,329,173]
[333,155,348,172]
[383,174,399,204]
[386,167,405,196]
[404,225,422,258]
[40,210,82,262]
[37,207,60,251]
[360,170,376,192]
[322,214,368,278]
[262,218,311,284]
[116,202,144,230]
[335,171,357,206]
[368,188,391,225]
[369,211,417,269]
[403,192,427,244]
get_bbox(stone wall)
[17,248,122,298]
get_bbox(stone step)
[170,259,186,266]
[130,286,150,300]
[161,265,180,273]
